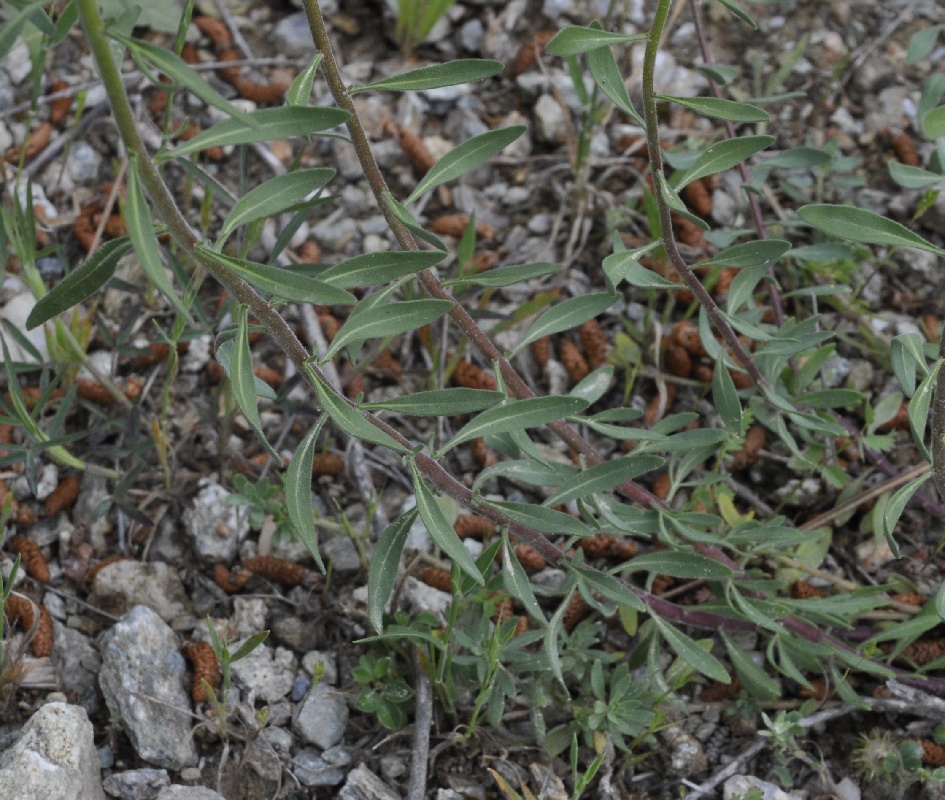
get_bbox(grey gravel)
[98,606,198,770]
[182,478,250,562]
[339,764,402,800]
[90,560,192,623]
[294,681,349,749]
[230,643,296,704]
[293,745,353,787]
[102,769,171,800]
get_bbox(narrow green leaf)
[657,94,770,123]
[891,333,925,396]
[0,0,49,61]
[674,135,775,189]
[363,388,506,416]
[761,147,832,169]
[126,159,192,322]
[219,169,335,241]
[698,64,739,85]
[882,473,932,557]
[725,262,772,314]
[571,565,645,612]
[501,531,544,620]
[383,192,448,251]
[699,239,791,269]
[622,551,735,580]
[602,241,662,287]
[231,306,277,456]
[888,161,945,189]
[231,630,269,662]
[215,336,276,400]
[324,299,453,360]
[722,632,780,700]
[410,461,485,585]
[712,358,742,431]
[446,262,560,288]
[714,0,757,28]
[286,53,323,106]
[656,173,709,230]
[406,127,526,204]
[797,204,945,255]
[570,366,614,405]
[587,41,644,126]
[907,24,944,65]
[621,261,679,290]
[196,247,355,305]
[797,389,862,409]
[544,26,647,56]
[350,60,503,94]
[545,454,663,506]
[483,501,594,539]
[440,396,590,454]
[285,415,328,572]
[921,106,945,139]
[653,616,730,682]
[26,237,132,330]
[909,360,941,457]
[309,368,409,452]
[511,293,618,356]
[112,32,256,128]
[319,250,445,289]
[160,107,350,159]
[368,509,418,633]
[935,580,945,623]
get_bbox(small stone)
[724,775,800,800]
[102,768,171,800]
[0,294,50,363]
[230,644,295,704]
[339,765,400,800]
[155,787,227,800]
[533,94,568,144]
[821,355,852,388]
[182,479,251,562]
[67,141,102,185]
[459,19,484,52]
[302,650,338,684]
[294,682,349,749]
[293,746,353,787]
[272,12,315,57]
[90,561,191,623]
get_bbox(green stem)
[642,0,765,388]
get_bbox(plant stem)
[642,0,765,388]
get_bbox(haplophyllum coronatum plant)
[15,0,945,775]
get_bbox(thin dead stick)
[407,651,433,800]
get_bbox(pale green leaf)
[446,262,560,288]
[909,360,941,457]
[907,24,944,65]
[722,632,780,699]
[126,159,192,322]
[544,26,647,56]
[657,94,770,122]
[231,306,277,457]
[406,127,526,204]
[383,192,448,251]
[219,169,335,241]
[286,54,323,106]
[368,509,418,632]
[285,415,328,572]
[571,565,645,612]
[601,241,662,287]
[319,250,445,289]
[653,616,730,682]
[545,454,664,506]
[882,473,932,557]
[440,396,589,454]
[762,147,831,169]
[350,59,503,94]
[714,0,757,28]
[26,237,132,330]
[410,461,485,585]
[622,551,735,580]
[324,299,453,360]
[921,105,945,139]
[159,107,350,159]
[797,204,945,255]
[483,501,594,539]
[699,239,791,269]
[362,388,506,416]
[511,293,618,356]
[570,366,614,405]
[712,358,742,431]
[888,161,945,189]
[587,40,644,126]
[501,531,544,620]
[673,135,774,189]
[196,247,355,305]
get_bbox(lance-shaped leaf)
[483,500,593,538]
[230,306,278,457]
[285,415,328,572]
[712,358,742,431]
[653,616,730,682]
[368,509,418,633]
[715,0,757,27]
[511,293,619,356]
[383,192,448,251]
[446,262,560,288]
[406,126,526,204]
[698,239,791,269]
[657,94,770,122]
[673,135,774,190]
[798,204,945,255]
[888,162,945,189]
[409,461,484,585]
[350,59,503,94]
[622,551,735,580]
[881,474,931,561]
[309,368,409,453]
[218,168,335,241]
[159,107,350,159]
[26,237,132,330]
[215,337,276,400]
[111,32,256,128]
[570,565,645,612]
[362,388,506,416]
[501,531,544,620]
[126,159,193,322]
[602,240,662,288]
[319,250,445,289]
[587,38,644,126]
[285,53,323,106]
[909,361,941,457]
[545,26,647,56]
[439,396,589,455]
[0,0,51,61]
[545,453,663,506]
[324,299,453,360]
[722,632,780,699]
[196,247,355,305]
